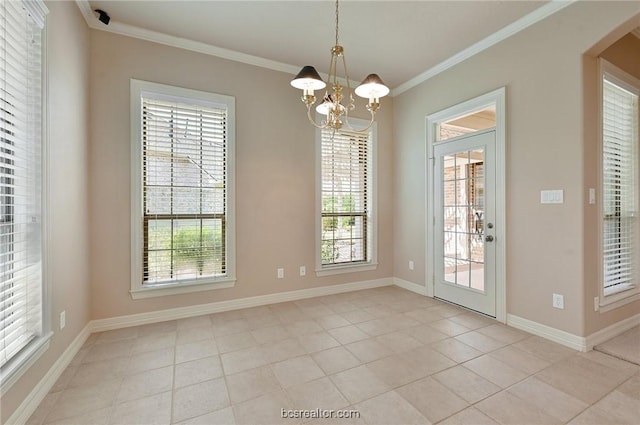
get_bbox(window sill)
[599,288,640,313]
[131,278,236,300]
[1,331,53,396]
[316,263,377,277]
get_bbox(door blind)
[602,77,638,295]
[0,0,44,367]
[141,96,228,285]
[320,128,370,265]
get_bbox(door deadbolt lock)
[487,223,494,229]
[485,235,494,242]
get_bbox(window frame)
[315,118,377,277]
[130,80,236,299]
[598,59,640,312]
[0,0,51,395]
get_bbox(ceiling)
[86,1,554,92]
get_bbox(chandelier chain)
[334,0,339,46]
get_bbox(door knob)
[485,235,494,242]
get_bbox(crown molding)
[392,0,576,95]
[75,0,574,95]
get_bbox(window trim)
[598,59,640,312]
[0,0,51,394]
[315,118,378,277]
[130,80,236,299]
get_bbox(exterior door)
[434,129,496,316]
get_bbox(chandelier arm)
[343,110,376,133]
[306,104,331,130]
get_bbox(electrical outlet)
[409,261,414,271]
[300,266,306,276]
[60,311,66,330]
[552,293,564,309]
[277,268,284,279]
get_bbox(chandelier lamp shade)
[290,0,389,131]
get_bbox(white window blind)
[1,0,45,368]
[602,76,638,296]
[320,127,371,266]
[141,95,228,285]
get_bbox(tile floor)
[26,286,640,425]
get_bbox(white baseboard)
[507,314,586,352]
[586,313,640,351]
[92,278,394,332]
[7,323,92,425]
[393,277,428,296]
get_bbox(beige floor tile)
[507,377,589,422]
[401,345,457,376]
[385,314,421,330]
[367,354,420,388]
[362,305,396,319]
[67,357,129,389]
[299,304,335,318]
[176,338,219,364]
[176,326,215,345]
[433,365,500,404]
[45,379,120,423]
[82,339,134,364]
[375,332,423,353]
[233,390,297,425]
[210,309,246,324]
[286,377,349,411]
[356,318,398,337]
[568,406,616,425]
[285,319,324,337]
[463,354,528,388]
[353,391,430,425]
[476,391,562,425]
[261,338,307,364]
[438,407,499,425]
[323,300,359,314]
[513,335,576,364]
[136,320,177,337]
[447,312,495,329]
[220,345,268,375]
[115,365,173,403]
[27,392,62,425]
[177,315,213,330]
[127,347,174,374]
[245,312,282,330]
[45,407,111,425]
[250,325,290,344]
[68,347,89,367]
[225,365,282,404]
[563,354,634,388]
[175,355,223,389]
[95,327,138,345]
[298,331,340,353]
[396,376,468,423]
[616,372,640,400]
[429,337,483,363]
[311,346,362,375]
[488,345,551,375]
[132,332,177,354]
[109,391,171,425]
[212,318,251,337]
[329,365,391,404]
[344,338,394,363]
[402,324,449,344]
[50,366,77,393]
[476,324,530,344]
[179,406,236,425]
[578,350,639,375]
[271,355,325,388]
[590,390,640,424]
[315,314,351,330]
[216,331,259,354]
[172,378,230,423]
[454,331,506,353]
[341,309,375,324]
[535,362,618,404]
[428,318,471,336]
[327,325,369,344]
[404,308,443,323]
[428,304,465,318]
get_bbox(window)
[600,60,639,306]
[1,0,49,389]
[131,80,235,299]
[316,119,376,275]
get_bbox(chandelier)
[290,0,389,132]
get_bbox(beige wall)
[88,31,394,319]
[1,1,92,422]
[393,1,640,336]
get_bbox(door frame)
[426,87,506,322]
